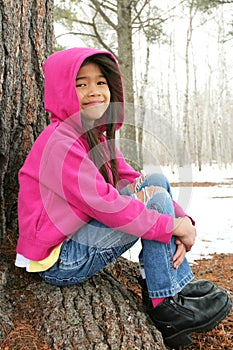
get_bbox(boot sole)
[164,295,232,349]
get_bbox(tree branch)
[92,13,119,59]
[215,0,233,3]
[56,12,94,27]
[131,0,149,24]
[55,32,96,39]
[90,0,117,30]
[132,15,168,31]
[98,0,117,12]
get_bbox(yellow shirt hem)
[28,244,62,272]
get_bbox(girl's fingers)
[173,240,186,269]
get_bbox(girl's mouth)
[83,101,104,107]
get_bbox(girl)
[15,47,231,349]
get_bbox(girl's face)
[76,62,111,127]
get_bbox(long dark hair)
[80,54,123,187]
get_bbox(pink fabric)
[173,201,195,225]
[152,297,166,308]
[16,47,174,261]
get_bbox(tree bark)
[117,0,139,169]
[0,251,165,350]
[0,0,54,243]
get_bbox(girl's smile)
[76,62,111,126]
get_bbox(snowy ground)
[123,164,233,263]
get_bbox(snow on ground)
[123,164,233,263]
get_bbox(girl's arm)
[39,141,174,245]
[173,200,195,225]
[115,148,142,190]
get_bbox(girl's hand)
[173,216,196,252]
[128,174,146,193]
[134,186,165,204]
[173,238,187,269]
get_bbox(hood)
[43,47,124,131]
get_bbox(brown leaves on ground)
[2,323,43,350]
[187,254,233,350]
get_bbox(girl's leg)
[138,172,173,196]
[39,221,137,286]
[141,191,194,298]
[138,173,194,297]
[137,174,232,349]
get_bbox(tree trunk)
[0,251,165,350]
[183,4,192,165]
[117,0,140,170]
[137,43,150,169]
[0,0,54,243]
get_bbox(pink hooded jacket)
[16,47,186,261]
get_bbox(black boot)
[180,278,217,297]
[147,289,232,349]
[138,276,152,308]
[138,277,217,308]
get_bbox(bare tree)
[181,0,198,164]
[188,0,233,167]
[54,0,165,168]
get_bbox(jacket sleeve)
[115,148,141,190]
[39,139,174,244]
[173,200,195,225]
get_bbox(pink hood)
[43,47,124,130]
[16,47,175,261]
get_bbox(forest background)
[54,0,233,172]
[0,1,233,349]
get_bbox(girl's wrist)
[173,217,183,236]
[128,183,135,194]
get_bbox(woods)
[55,0,233,169]
[0,0,233,349]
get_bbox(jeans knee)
[147,191,174,216]
[146,173,170,191]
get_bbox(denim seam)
[148,272,194,298]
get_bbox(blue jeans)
[39,173,194,297]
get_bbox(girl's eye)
[76,83,86,88]
[97,80,107,86]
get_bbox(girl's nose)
[87,84,101,96]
